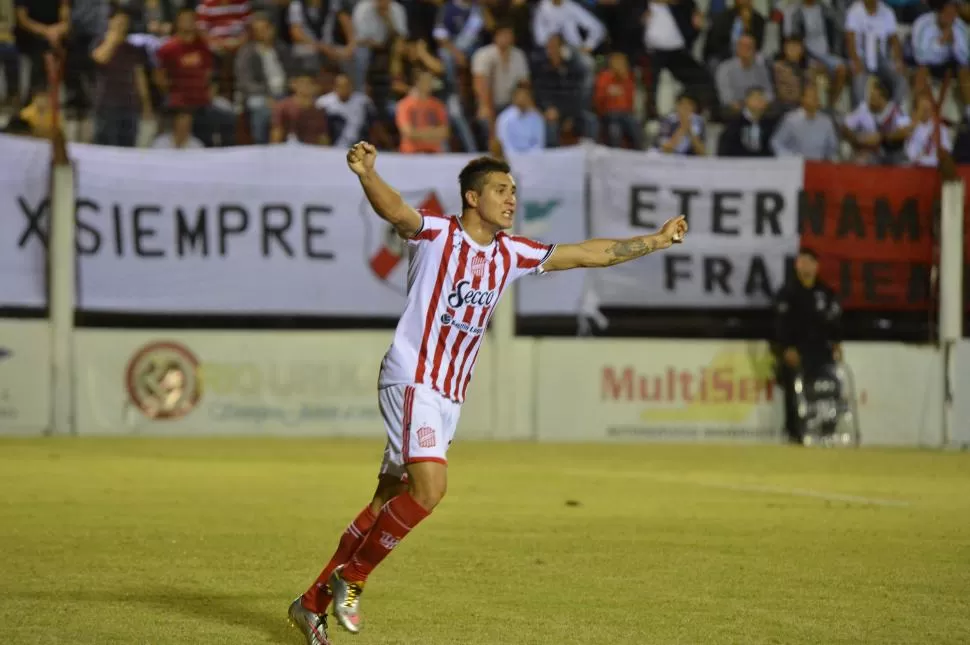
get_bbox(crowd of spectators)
[2,0,970,165]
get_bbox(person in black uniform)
[773,248,843,444]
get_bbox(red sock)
[302,505,378,614]
[340,492,431,583]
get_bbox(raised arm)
[542,216,688,272]
[347,141,423,238]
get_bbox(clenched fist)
[347,141,378,176]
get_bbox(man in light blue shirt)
[912,0,970,120]
[495,83,545,153]
[771,85,839,159]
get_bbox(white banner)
[587,149,804,309]
[0,319,51,434]
[69,144,477,315]
[0,137,586,317]
[0,136,50,309]
[73,329,497,437]
[535,339,943,446]
[509,146,587,317]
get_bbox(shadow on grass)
[12,587,294,644]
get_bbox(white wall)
[64,326,945,447]
[0,320,52,435]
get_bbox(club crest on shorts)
[361,190,447,296]
[416,426,436,448]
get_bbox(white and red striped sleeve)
[505,234,556,278]
[407,211,452,245]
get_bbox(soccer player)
[288,141,688,644]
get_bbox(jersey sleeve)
[407,211,451,245]
[507,235,556,278]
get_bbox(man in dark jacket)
[718,86,775,156]
[773,248,844,444]
[702,0,766,71]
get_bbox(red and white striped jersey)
[379,213,555,403]
[196,0,251,48]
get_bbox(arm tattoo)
[604,237,657,265]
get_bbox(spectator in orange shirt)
[594,51,643,149]
[395,69,450,153]
[270,71,330,144]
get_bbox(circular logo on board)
[125,341,202,420]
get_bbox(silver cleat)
[288,597,331,645]
[329,566,365,634]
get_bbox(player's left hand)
[661,215,688,244]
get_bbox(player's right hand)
[347,141,377,176]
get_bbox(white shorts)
[378,384,461,480]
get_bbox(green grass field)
[1,439,968,645]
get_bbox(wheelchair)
[791,360,862,447]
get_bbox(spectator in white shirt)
[496,82,546,153]
[471,22,530,144]
[912,0,970,120]
[153,110,205,149]
[841,76,912,163]
[317,72,376,148]
[352,0,408,92]
[905,92,953,166]
[844,0,908,103]
[532,0,605,104]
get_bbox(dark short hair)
[745,86,765,99]
[459,157,511,209]
[798,247,818,260]
[494,19,515,33]
[3,117,33,135]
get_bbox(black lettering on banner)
[797,190,825,235]
[75,199,101,255]
[219,205,249,256]
[133,205,164,257]
[663,254,691,291]
[863,262,893,303]
[17,196,48,248]
[836,195,866,238]
[113,205,124,256]
[304,205,334,260]
[711,191,742,235]
[262,204,294,257]
[670,188,699,222]
[874,197,920,241]
[176,207,208,257]
[838,260,852,300]
[755,192,784,236]
[629,185,658,228]
[704,256,731,293]
[744,256,773,297]
[908,263,931,303]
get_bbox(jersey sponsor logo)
[446,280,495,309]
[439,313,485,335]
[416,425,436,448]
